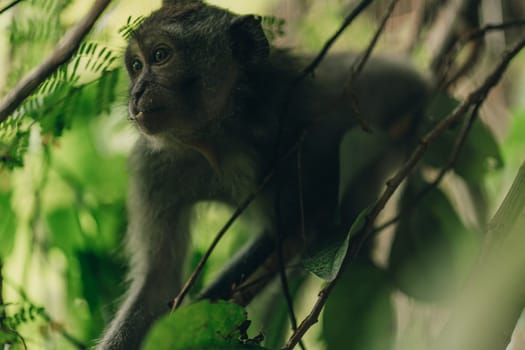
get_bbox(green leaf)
[142,300,267,350]
[261,16,286,43]
[0,191,17,258]
[256,276,306,349]
[118,16,145,40]
[302,237,349,282]
[76,250,126,338]
[504,110,525,163]
[302,208,368,281]
[423,93,503,183]
[389,177,480,300]
[46,207,84,252]
[323,261,395,350]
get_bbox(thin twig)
[276,229,306,350]
[3,278,86,349]
[429,0,481,77]
[352,0,400,80]
[0,0,24,15]
[437,19,525,88]
[337,0,402,132]
[373,101,483,234]
[273,153,303,348]
[171,170,274,310]
[443,41,482,88]
[299,0,374,78]
[463,19,525,42]
[275,163,304,348]
[0,0,112,123]
[440,19,525,87]
[275,0,375,150]
[404,0,425,53]
[282,283,336,350]
[39,313,87,349]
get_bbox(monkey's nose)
[131,80,148,102]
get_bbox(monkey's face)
[125,34,222,138]
[124,4,270,143]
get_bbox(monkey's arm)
[97,144,203,349]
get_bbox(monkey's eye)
[131,59,143,73]
[153,48,171,64]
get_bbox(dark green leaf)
[423,93,503,183]
[303,208,368,281]
[0,191,17,258]
[389,177,480,300]
[76,250,126,338]
[323,261,395,350]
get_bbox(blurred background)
[0,0,524,349]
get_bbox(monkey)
[97,1,429,348]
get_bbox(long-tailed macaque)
[97,1,428,348]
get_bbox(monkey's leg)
[97,208,191,350]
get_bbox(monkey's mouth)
[130,106,166,120]
[129,107,170,135]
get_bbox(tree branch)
[463,19,525,42]
[299,0,374,78]
[0,0,113,124]
[373,101,483,235]
[0,0,24,15]
[429,0,481,77]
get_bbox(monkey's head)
[125,0,270,144]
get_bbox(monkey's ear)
[229,15,270,67]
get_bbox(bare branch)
[0,0,113,124]
[300,0,374,78]
[0,0,24,15]
[374,101,482,234]
[463,19,525,42]
[282,283,336,350]
[351,0,399,79]
[429,0,481,77]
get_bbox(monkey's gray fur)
[97,1,428,348]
